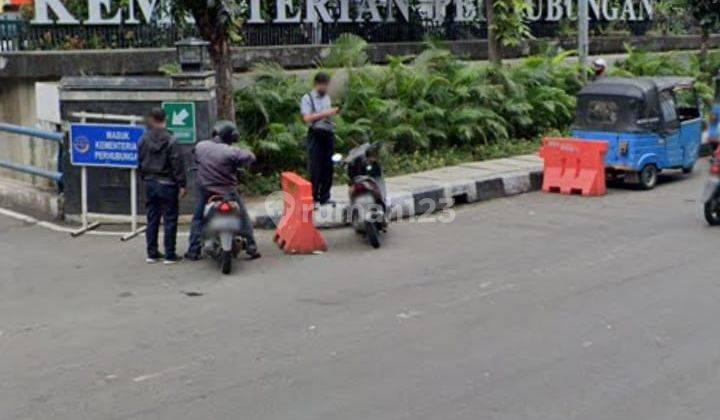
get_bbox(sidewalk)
[247,153,543,229]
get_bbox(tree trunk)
[485,0,501,64]
[700,26,709,73]
[210,37,236,123]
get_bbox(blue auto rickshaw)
[572,77,702,189]
[708,76,720,148]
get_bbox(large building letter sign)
[30,0,654,26]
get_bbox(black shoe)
[246,246,261,260]
[146,252,165,264]
[183,252,202,261]
[163,255,183,265]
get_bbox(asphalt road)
[1,163,719,420]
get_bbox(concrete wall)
[1,35,718,79]
[0,79,58,189]
[59,76,218,216]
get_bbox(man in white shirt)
[300,72,340,204]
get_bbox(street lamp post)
[171,37,215,90]
[578,0,589,83]
[175,37,211,73]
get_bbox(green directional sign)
[162,102,196,144]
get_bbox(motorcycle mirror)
[331,153,343,163]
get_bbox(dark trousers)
[307,129,335,203]
[186,185,257,257]
[145,180,179,259]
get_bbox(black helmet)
[212,120,240,145]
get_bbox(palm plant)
[319,33,369,69]
[234,61,309,173]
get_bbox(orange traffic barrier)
[273,172,328,254]
[539,137,608,196]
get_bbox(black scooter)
[202,195,246,274]
[333,142,388,248]
[187,166,248,274]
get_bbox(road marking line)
[133,364,189,383]
[0,206,190,237]
[133,372,164,383]
[0,207,38,224]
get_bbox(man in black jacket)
[138,108,187,264]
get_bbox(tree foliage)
[687,0,720,32]
[612,44,720,108]
[486,0,534,62]
[491,0,534,49]
[173,0,245,44]
[687,0,720,67]
[174,0,246,121]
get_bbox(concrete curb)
[246,154,544,229]
[248,143,716,230]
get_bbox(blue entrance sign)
[70,124,145,168]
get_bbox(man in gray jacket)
[184,121,260,260]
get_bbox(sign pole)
[71,165,101,237]
[578,0,589,83]
[70,115,101,237]
[130,118,138,234]
[81,115,88,230]
[81,166,88,229]
[121,167,146,241]
[121,118,146,242]
[130,170,137,233]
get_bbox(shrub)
[234,62,310,174]
[612,45,720,109]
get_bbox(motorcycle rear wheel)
[365,221,381,249]
[704,200,720,226]
[220,250,233,274]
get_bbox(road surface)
[1,164,719,420]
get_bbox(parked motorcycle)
[333,142,388,248]
[202,195,246,274]
[701,149,720,226]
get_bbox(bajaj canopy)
[574,77,695,133]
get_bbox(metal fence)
[0,21,195,51]
[0,18,655,52]
[242,19,569,44]
[0,122,64,191]
[0,18,21,51]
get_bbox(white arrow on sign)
[172,109,190,126]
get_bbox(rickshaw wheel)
[682,164,695,174]
[639,165,658,190]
